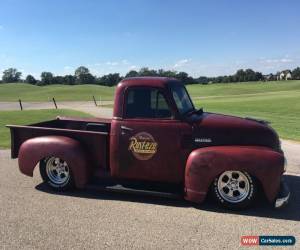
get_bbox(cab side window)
[125,88,172,119]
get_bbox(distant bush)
[25,75,37,84]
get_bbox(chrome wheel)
[45,157,70,186]
[217,171,250,203]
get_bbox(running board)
[85,184,182,199]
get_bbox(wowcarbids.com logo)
[241,236,296,246]
[128,132,158,160]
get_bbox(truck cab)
[7,77,290,209]
[110,78,193,183]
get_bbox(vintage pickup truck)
[7,77,290,209]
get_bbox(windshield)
[170,84,195,115]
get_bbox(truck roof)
[119,77,181,88]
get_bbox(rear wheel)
[40,156,74,191]
[212,171,257,209]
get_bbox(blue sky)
[0,0,300,78]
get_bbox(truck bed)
[7,116,111,172]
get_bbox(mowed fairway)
[190,82,300,141]
[0,83,115,102]
[0,109,92,148]
[0,80,300,141]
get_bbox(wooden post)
[18,99,23,111]
[92,95,97,106]
[52,98,58,109]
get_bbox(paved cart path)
[0,144,299,249]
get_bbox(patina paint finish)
[18,136,89,188]
[184,146,284,203]
[7,77,286,206]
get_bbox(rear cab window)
[125,88,173,119]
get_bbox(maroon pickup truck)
[7,77,290,209]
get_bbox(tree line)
[1,66,300,86]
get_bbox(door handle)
[121,126,133,132]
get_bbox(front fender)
[184,146,284,204]
[18,136,89,188]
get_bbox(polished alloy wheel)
[217,171,250,203]
[45,157,70,186]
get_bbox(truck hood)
[191,112,281,151]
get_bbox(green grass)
[194,89,300,141]
[0,83,115,102]
[0,109,92,148]
[186,80,300,97]
[1,80,300,102]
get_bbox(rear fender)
[18,136,89,188]
[184,146,284,204]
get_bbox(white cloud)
[105,60,130,66]
[173,59,191,68]
[106,61,119,66]
[63,66,74,74]
[121,59,129,65]
[87,59,138,76]
[280,58,293,63]
[161,53,300,77]
[259,57,293,64]
[129,65,137,70]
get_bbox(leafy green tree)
[78,73,95,84]
[53,76,65,84]
[100,73,121,86]
[244,69,256,81]
[255,71,263,81]
[175,72,189,83]
[197,76,209,84]
[176,71,195,84]
[156,69,176,78]
[64,75,76,85]
[2,68,22,82]
[74,66,95,84]
[139,67,157,76]
[292,67,300,80]
[75,66,89,77]
[25,74,37,84]
[40,72,54,85]
[125,70,139,78]
[234,69,246,82]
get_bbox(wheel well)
[18,136,90,188]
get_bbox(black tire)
[39,156,74,191]
[211,171,257,209]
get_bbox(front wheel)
[212,171,257,209]
[40,156,74,191]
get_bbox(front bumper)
[274,177,290,208]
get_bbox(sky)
[0,0,300,78]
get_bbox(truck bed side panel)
[9,126,109,171]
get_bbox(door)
[111,87,185,183]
